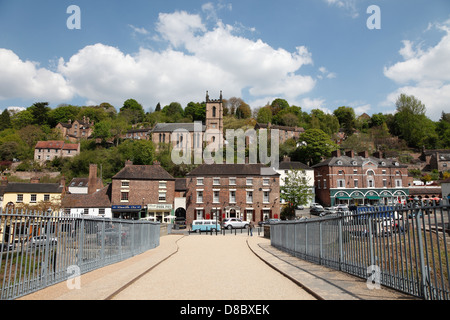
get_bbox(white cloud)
[325,0,359,18]
[0,49,73,101]
[1,8,317,111]
[383,22,450,120]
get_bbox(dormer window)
[336,160,343,165]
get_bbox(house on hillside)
[34,141,80,163]
[55,117,95,142]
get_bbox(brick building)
[313,150,411,207]
[55,117,95,142]
[185,163,280,226]
[110,161,176,220]
[34,141,80,163]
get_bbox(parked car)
[258,218,281,226]
[310,206,325,216]
[174,217,187,229]
[222,218,249,229]
[337,204,349,211]
[30,235,57,247]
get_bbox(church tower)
[205,90,223,134]
[204,91,224,150]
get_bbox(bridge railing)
[0,209,160,300]
[271,199,450,300]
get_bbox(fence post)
[319,220,323,265]
[338,218,343,271]
[416,211,429,300]
[368,214,375,268]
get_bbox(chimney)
[88,164,98,195]
[332,150,341,157]
[373,151,383,159]
[30,177,40,184]
[153,160,160,166]
[60,176,66,187]
[345,150,354,158]
[283,156,291,162]
[125,160,133,167]
[358,151,369,158]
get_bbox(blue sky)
[0,0,449,120]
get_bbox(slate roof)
[187,163,279,177]
[112,164,175,181]
[312,155,408,168]
[151,123,206,133]
[4,183,64,194]
[278,161,312,170]
[62,184,112,208]
[175,178,187,191]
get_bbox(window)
[395,179,402,188]
[246,178,253,186]
[263,191,269,203]
[212,106,216,117]
[354,179,358,188]
[121,181,129,188]
[83,208,89,215]
[30,194,37,203]
[353,169,358,174]
[213,191,220,203]
[383,179,387,187]
[338,170,344,175]
[17,194,23,203]
[337,179,345,188]
[44,194,50,201]
[263,178,270,186]
[229,177,236,185]
[99,208,105,216]
[246,191,253,203]
[196,209,204,220]
[159,181,167,189]
[367,179,375,188]
[197,191,203,203]
[323,179,327,189]
[229,191,236,203]
[121,192,129,202]
[382,170,386,175]
[213,178,220,185]
[197,178,204,186]
[159,192,166,202]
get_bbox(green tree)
[333,106,355,136]
[256,106,272,123]
[293,129,338,166]
[270,98,289,115]
[28,102,51,126]
[391,94,437,148]
[120,99,145,124]
[235,102,251,119]
[0,109,11,131]
[184,102,206,122]
[280,169,314,219]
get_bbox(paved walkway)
[19,232,418,300]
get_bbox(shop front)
[146,204,173,222]
[111,205,143,220]
[331,189,409,207]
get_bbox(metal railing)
[0,209,160,300]
[271,200,450,300]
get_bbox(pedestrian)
[249,221,253,236]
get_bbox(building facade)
[185,163,280,226]
[55,117,94,142]
[110,161,176,221]
[313,150,411,207]
[34,141,80,163]
[2,180,65,212]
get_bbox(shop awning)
[336,196,352,200]
[366,196,380,200]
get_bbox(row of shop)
[331,187,444,206]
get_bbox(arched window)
[212,106,216,117]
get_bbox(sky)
[0,0,449,120]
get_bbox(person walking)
[249,221,253,236]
